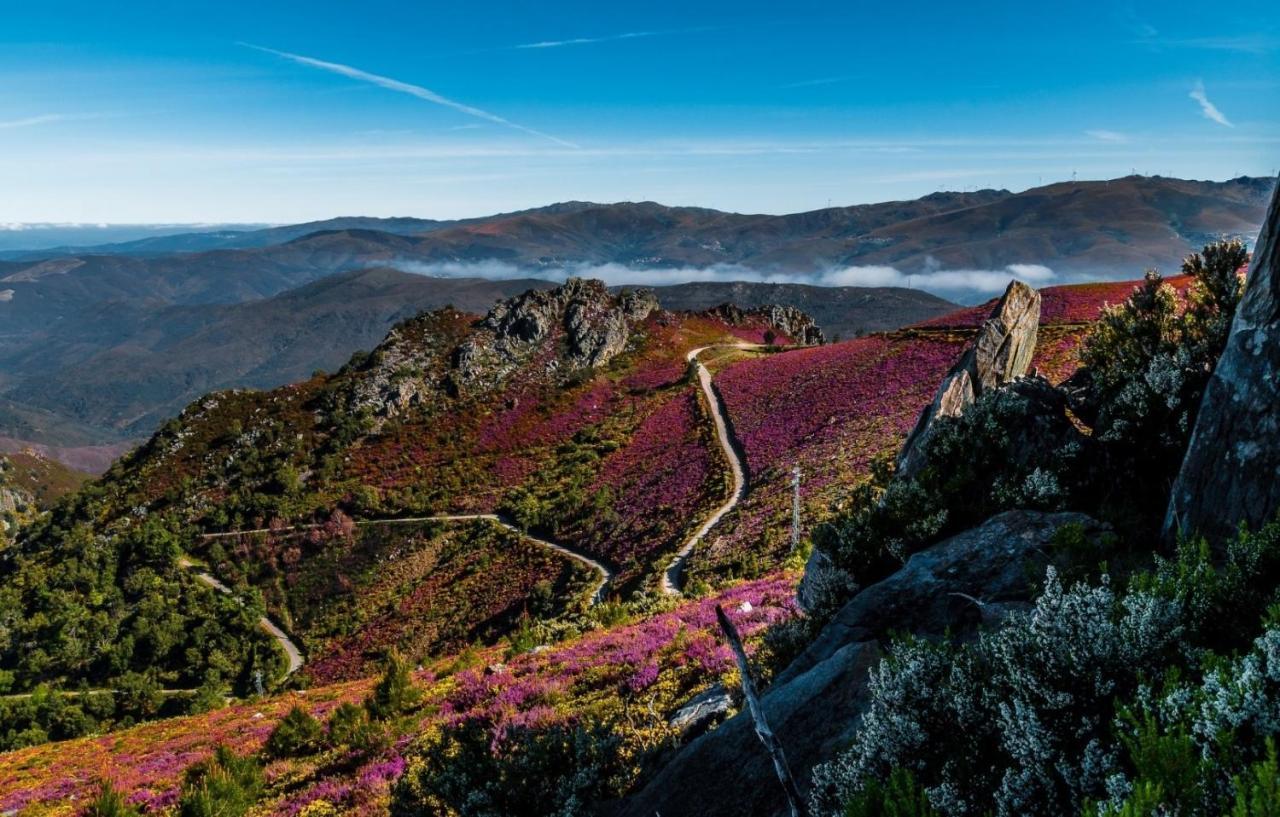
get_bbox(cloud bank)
[389,259,1058,302]
[1189,80,1234,127]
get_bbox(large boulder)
[785,510,1107,685]
[1166,178,1280,546]
[897,280,1041,478]
[617,511,1103,817]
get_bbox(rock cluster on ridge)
[452,278,659,389]
[896,279,1041,479]
[702,303,826,345]
[1166,177,1280,546]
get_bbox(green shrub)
[365,649,422,720]
[391,720,626,817]
[265,705,324,758]
[327,701,388,755]
[177,745,263,817]
[85,782,142,817]
[1231,741,1280,817]
[845,768,939,817]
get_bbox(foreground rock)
[897,280,1041,478]
[617,511,1103,817]
[1167,178,1280,546]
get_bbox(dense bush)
[1079,241,1246,524]
[265,705,324,758]
[810,519,1280,817]
[390,720,627,817]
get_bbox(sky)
[1,0,1277,224]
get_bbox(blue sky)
[1,0,1277,223]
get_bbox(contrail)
[241,43,578,148]
[517,31,655,49]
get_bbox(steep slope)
[0,279,819,694]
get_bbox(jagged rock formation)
[452,279,658,390]
[702,303,825,345]
[1166,178,1280,546]
[897,280,1041,478]
[618,511,1104,817]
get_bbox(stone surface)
[617,511,1102,817]
[1167,177,1280,546]
[455,278,659,388]
[668,682,735,737]
[897,280,1041,478]
[785,510,1107,685]
[612,641,881,817]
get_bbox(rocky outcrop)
[453,279,658,389]
[0,457,34,541]
[1166,178,1280,546]
[703,303,826,346]
[617,511,1102,817]
[348,280,659,419]
[897,280,1041,478]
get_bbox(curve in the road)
[660,344,756,595]
[371,514,613,604]
[198,514,613,606]
[178,556,305,676]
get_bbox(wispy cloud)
[516,31,656,49]
[1159,34,1277,54]
[778,75,856,89]
[0,114,79,130]
[241,43,578,148]
[1189,80,1234,127]
[1085,129,1129,143]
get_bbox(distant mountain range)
[0,175,1272,457]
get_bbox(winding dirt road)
[178,556,305,676]
[360,514,613,604]
[660,345,755,595]
[198,514,613,606]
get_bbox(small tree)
[85,782,142,817]
[366,649,422,721]
[763,329,778,347]
[265,705,324,758]
[178,745,263,817]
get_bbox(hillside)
[0,271,950,450]
[0,267,1157,812]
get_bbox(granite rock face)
[1166,178,1280,546]
[897,280,1041,479]
[454,278,659,388]
[617,511,1101,817]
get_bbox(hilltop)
[0,175,1269,455]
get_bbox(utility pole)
[790,465,802,554]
